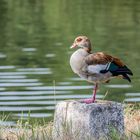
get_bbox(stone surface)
[53,100,124,140]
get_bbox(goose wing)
[84,52,133,82]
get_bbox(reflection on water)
[0,53,7,59]
[45,54,56,58]
[0,66,15,69]
[0,75,27,79]
[0,79,39,82]
[0,94,94,100]
[125,98,140,102]
[0,83,42,87]
[22,48,37,52]
[105,84,132,88]
[0,71,52,75]
[0,121,15,126]
[0,101,59,105]
[0,91,72,95]
[125,92,140,102]
[26,85,93,90]
[0,88,5,91]
[14,113,52,118]
[0,0,139,124]
[0,106,54,111]
[125,93,140,96]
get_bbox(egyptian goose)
[70,36,133,104]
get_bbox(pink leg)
[81,83,98,104]
[92,83,98,102]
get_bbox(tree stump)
[53,100,124,140]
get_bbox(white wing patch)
[87,64,108,74]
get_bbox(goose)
[70,36,133,104]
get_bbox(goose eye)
[76,38,82,42]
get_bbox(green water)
[0,0,139,123]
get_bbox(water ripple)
[0,101,59,105]
[125,93,140,96]
[0,91,72,95]
[125,98,140,102]
[0,83,43,87]
[17,68,51,71]
[0,106,54,111]
[26,85,93,90]
[13,113,52,118]
[105,84,132,88]
[0,75,26,79]
[0,66,15,69]
[0,71,52,75]
[0,94,103,100]
[0,79,39,83]
[22,48,37,52]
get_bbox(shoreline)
[0,104,139,140]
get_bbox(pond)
[0,0,140,124]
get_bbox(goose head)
[70,36,92,52]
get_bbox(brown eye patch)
[76,38,82,42]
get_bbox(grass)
[0,104,139,140]
[124,104,140,140]
[0,115,54,140]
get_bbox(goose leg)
[92,83,98,102]
[81,83,98,104]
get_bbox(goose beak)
[70,43,77,49]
